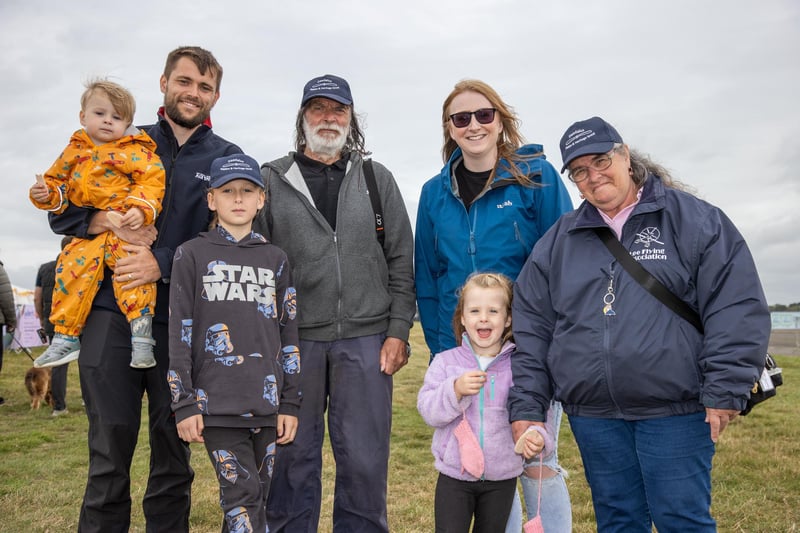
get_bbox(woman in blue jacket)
[415,79,573,532]
[509,116,771,532]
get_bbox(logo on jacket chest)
[630,226,668,261]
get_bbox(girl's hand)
[514,426,545,460]
[454,370,487,400]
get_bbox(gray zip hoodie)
[254,152,415,342]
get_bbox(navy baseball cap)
[301,74,353,106]
[209,154,264,189]
[559,116,624,173]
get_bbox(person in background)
[417,273,547,532]
[34,235,75,416]
[0,259,17,406]
[169,154,300,531]
[29,80,164,370]
[47,46,242,532]
[509,116,771,532]
[254,74,415,532]
[414,79,573,531]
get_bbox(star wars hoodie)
[168,227,301,428]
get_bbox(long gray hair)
[626,146,692,193]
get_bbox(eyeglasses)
[448,108,497,128]
[568,151,616,183]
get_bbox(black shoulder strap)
[362,159,385,247]
[593,226,704,334]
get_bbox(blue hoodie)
[415,145,573,356]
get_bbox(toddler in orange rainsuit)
[30,80,165,369]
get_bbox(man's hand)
[380,336,409,375]
[176,414,204,443]
[276,414,299,445]
[115,244,161,290]
[705,407,739,443]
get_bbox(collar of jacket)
[442,144,546,193]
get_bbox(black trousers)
[203,425,277,532]
[434,473,517,533]
[77,309,193,532]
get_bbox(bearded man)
[253,75,415,533]
[48,46,242,532]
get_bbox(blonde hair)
[441,79,536,186]
[452,272,514,344]
[80,79,136,125]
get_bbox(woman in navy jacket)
[509,116,771,532]
[415,79,573,533]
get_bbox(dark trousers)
[203,426,277,533]
[77,309,193,533]
[50,363,69,411]
[267,334,392,532]
[434,473,517,533]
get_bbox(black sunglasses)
[448,108,497,128]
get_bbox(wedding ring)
[129,274,133,281]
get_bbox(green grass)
[1,325,798,532]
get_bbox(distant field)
[769,329,800,355]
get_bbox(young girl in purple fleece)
[417,273,551,532]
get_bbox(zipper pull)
[603,275,616,316]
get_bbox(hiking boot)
[130,316,156,369]
[34,334,80,368]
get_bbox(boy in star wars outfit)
[168,154,301,532]
[30,79,164,370]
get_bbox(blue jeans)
[505,401,572,533]
[569,412,716,533]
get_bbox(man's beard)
[164,96,210,129]
[303,117,348,158]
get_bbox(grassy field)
[0,324,798,532]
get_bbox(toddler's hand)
[119,207,145,230]
[30,176,51,202]
[454,370,487,400]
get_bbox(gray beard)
[303,118,347,158]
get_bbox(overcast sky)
[1,0,798,306]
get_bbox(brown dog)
[24,367,53,410]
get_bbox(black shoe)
[0,397,5,406]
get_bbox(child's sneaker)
[130,315,156,369]
[34,334,80,368]
[130,336,156,368]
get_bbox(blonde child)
[417,272,550,532]
[29,80,164,369]
[168,154,301,531]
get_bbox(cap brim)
[209,174,264,189]
[302,93,352,106]
[560,141,616,173]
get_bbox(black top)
[294,151,349,230]
[454,162,492,210]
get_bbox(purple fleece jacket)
[417,337,523,481]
